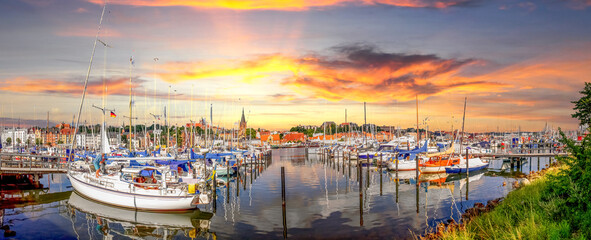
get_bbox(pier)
[0,153,66,174]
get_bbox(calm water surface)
[0,148,553,239]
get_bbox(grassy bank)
[438,167,588,240]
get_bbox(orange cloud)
[156,44,508,103]
[0,77,138,96]
[0,77,233,103]
[88,0,472,10]
[459,56,591,92]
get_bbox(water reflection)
[0,150,554,239]
[66,192,214,239]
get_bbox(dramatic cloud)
[157,44,507,102]
[0,77,236,103]
[88,0,474,10]
[0,77,141,96]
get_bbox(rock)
[512,181,520,189]
[474,202,485,209]
[521,178,531,186]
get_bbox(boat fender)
[188,183,196,194]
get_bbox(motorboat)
[445,157,489,174]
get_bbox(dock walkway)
[0,153,67,174]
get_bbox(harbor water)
[0,148,554,239]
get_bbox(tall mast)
[460,97,467,156]
[46,111,49,146]
[416,95,419,148]
[167,86,170,149]
[363,102,366,146]
[210,104,213,150]
[69,1,107,157]
[190,85,194,148]
[345,108,348,146]
[128,56,133,151]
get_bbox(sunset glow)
[1,0,590,131]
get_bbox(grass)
[439,167,585,240]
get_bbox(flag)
[110,111,116,118]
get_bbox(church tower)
[239,108,247,137]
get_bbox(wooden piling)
[466,148,469,176]
[212,172,217,211]
[236,164,240,197]
[348,151,351,177]
[415,183,420,213]
[281,166,287,239]
[395,166,399,203]
[357,152,360,182]
[366,154,370,188]
[226,179,230,204]
[379,153,383,196]
[395,155,399,178]
[359,158,363,226]
[342,151,345,176]
[415,154,419,186]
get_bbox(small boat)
[445,158,489,174]
[420,155,461,173]
[387,159,418,171]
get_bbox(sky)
[1,0,590,132]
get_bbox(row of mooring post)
[209,150,273,214]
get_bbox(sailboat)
[67,2,211,211]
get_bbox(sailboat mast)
[167,86,170,150]
[69,2,107,156]
[460,97,467,156]
[345,108,348,146]
[416,95,419,148]
[129,57,133,151]
[363,102,366,146]
[209,104,213,149]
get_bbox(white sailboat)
[67,2,211,211]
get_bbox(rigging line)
[69,0,108,157]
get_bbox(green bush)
[541,82,591,238]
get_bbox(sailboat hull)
[387,161,417,171]
[68,172,204,211]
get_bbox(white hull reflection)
[68,191,214,238]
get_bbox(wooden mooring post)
[380,153,384,196]
[226,178,230,204]
[212,172,217,212]
[366,155,370,188]
[281,167,287,239]
[348,151,351,177]
[359,157,363,226]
